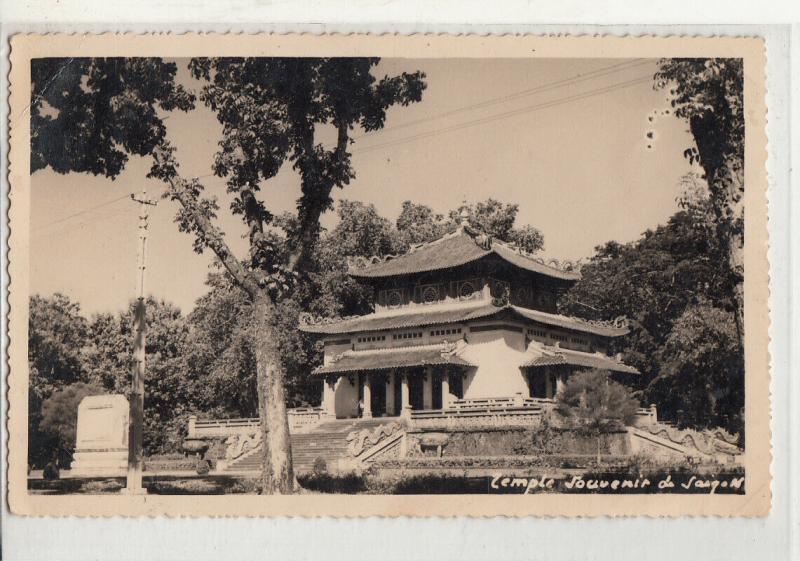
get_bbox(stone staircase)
[226,418,396,474]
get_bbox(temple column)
[423,366,433,410]
[400,371,411,419]
[322,376,337,418]
[555,372,566,396]
[441,367,451,409]
[362,374,373,418]
[386,371,396,416]
[544,371,553,399]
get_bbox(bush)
[312,457,327,475]
[43,461,60,481]
[195,459,211,475]
[38,382,105,467]
[296,472,367,494]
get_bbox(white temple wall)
[334,376,359,418]
[460,329,530,399]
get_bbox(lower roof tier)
[313,340,639,376]
[300,303,628,338]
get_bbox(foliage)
[38,381,105,466]
[31,58,194,177]
[555,369,639,434]
[28,294,89,467]
[449,198,544,253]
[28,294,88,398]
[559,176,744,435]
[28,295,196,463]
[651,302,743,435]
[395,201,448,247]
[655,59,745,342]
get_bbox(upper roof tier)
[348,226,582,282]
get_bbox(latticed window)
[454,279,480,301]
[379,288,405,309]
[416,283,444,305]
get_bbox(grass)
[27,475,261,495]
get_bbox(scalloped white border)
[5,32,771,520]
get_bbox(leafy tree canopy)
[31,58,195,177]
[29,293,88,400]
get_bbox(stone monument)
[69,394,130,477]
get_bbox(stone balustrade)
[188,407,324,438]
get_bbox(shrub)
[296,472,367,494]
[556,369,638,462]
[43,461,60,481]
[195,459,211,475]
[39,382,105,466]
[312,457,328,475]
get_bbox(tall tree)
[654,59,745,345]
[31,56,426,493]
[161,58,426,493]
[395,201,448,246]
[82,298,194,454]
[28,294,89,467]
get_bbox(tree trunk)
[252,293,295,494]
[728,229,745,351]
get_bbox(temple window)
[392,331,423,340]
[526,328,547,339]
[430,327,462,337]
[488,278,511,299]
[415,283,445,305]
[357,335,386,343]
[378,288,406,309]
[512,284,533,307]
[454,278,481,301]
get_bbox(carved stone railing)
[633,404,659,427]
[410,395,553,429]
[187,407,324,439]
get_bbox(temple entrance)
[528,369,548,398]
[432,372,443,410]
[448,371,464,400]
[371,374,387,417]
[392,375,402,416]
[409,374,424,410]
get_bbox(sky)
[30,57,699,316]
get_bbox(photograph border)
[6,32,771,517]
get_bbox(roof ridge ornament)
[299,312,361,327]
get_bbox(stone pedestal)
[70,394,129,477]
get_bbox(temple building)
[300,213,639,420]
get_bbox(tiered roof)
[348,227,581,281]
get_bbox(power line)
[353,74,654,156]
[32,208,134,239]
[353,59,651,140]
[32,192,134,232]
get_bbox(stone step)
[226,418,398,472]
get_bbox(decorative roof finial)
[458,204,470,227]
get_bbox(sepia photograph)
[6,34,770,517]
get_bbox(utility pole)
[123,189,157,495]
